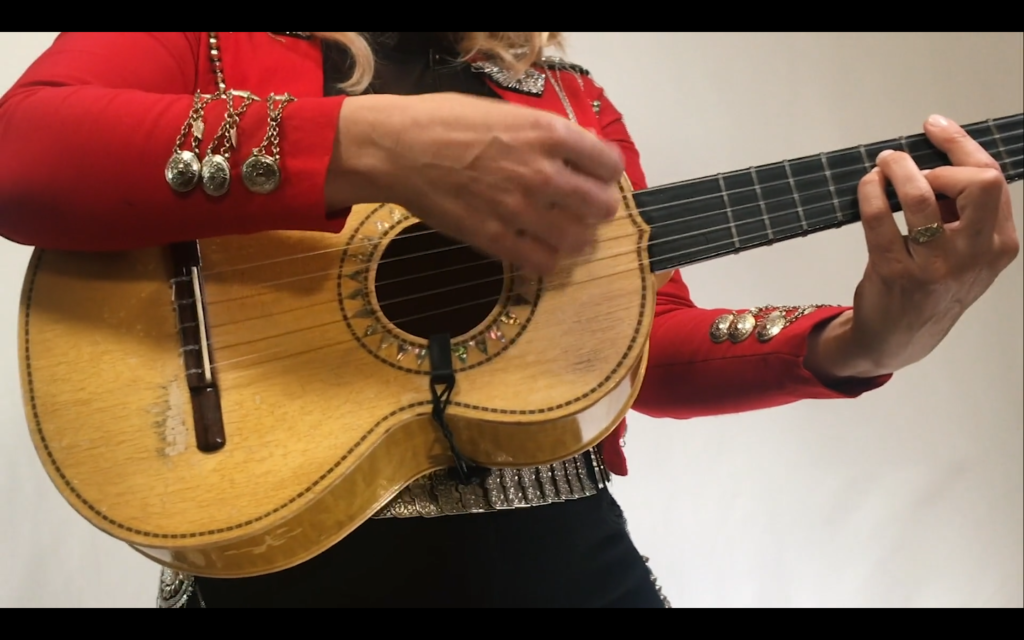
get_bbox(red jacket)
[0,33,890,476]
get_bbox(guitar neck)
[634,113,1023,274]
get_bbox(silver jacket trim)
[157,567,201,608]
[471,56,593,98]
[642,555,673,608]
[470,61,546,96]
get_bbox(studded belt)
[154,449,677,609]
[371,448,609,519]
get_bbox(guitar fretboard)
[635,114,1023,274]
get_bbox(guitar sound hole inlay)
[338,209,542,372]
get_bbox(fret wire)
[749,168,774,239]
[646,148,1020,255]
[659,215,861,270]
[645,150,1010,272]
[782,159,808,231]
[634,138,1019,221]
[900,135,910,154]
[193,126,1020,286]
[203,144,1024,284]
[207,210,896,367]
[209,208,927,366]
[197,123,1022,279]
[635,119,1021,197]
[820,152,843,223]
[988,118,1010,164]
[637,141,1021,229]
[859,144,872,173]
[716,173,741,250]
[650,154,1018,260]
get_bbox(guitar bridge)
[169,241,226,453]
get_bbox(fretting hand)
[806,114,1020,380]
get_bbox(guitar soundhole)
[374,222,505,339]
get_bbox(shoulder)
[537,56,606,101]
[537,56,592,78]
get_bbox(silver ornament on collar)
[470,61,547,96]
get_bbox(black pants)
[188,488,666,607]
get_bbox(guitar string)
[196,125,1023,280]
[203,142,1023,341]
[207,214,837,381]
[203,201,987,376]
[606,114,1024,196]
[198,129,1023,285]
[161,130,1024,362]
[214,287,665,387]
[198,122,1023,277]
[198,136,1024,314]
[199,144,1024,344]
[204,141,1024,314]
[197,141,1023,325]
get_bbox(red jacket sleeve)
[0,32,348,251]
[590,77,892,421]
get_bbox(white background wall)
[0,32,1020,608]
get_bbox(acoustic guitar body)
[18,176,658,578]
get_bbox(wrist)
[325,94,409,211]
[804,310,890,382]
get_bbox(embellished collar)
[469,60,547,97]
[471,57,591,98]
[271,31,584,98]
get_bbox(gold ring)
[907,222,945,245]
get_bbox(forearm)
[0,87,348,250]
[325,93,413,212]
[633,276,891,420]
[0,32,350,251]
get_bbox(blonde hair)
[311,32,564,94]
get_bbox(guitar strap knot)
[427,334,486,485]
